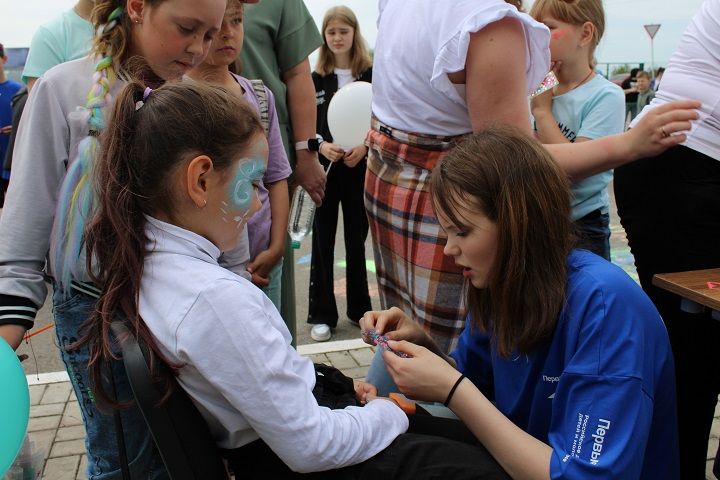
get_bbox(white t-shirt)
[372,0,550,136]
[334,68,354,89]
[631,0,720,161]
[139,217,408,472]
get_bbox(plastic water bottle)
[288,186,316,249]
[288,163,332,249]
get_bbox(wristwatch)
[295,134,324,152]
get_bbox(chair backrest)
[110,321,229,480]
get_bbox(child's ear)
[186,155,214,209]
[580,21,595,47]
[126,0,146,24]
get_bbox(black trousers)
[308,158,371,327]
[224,422,509,479]
[614,145,720,479]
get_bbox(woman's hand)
[343,145,368,168]
[353,380,378,404]
[623,99,700,161]
[359,307,428,345]
[383,340,460,403]
[319,141,345,162]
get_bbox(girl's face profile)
[324,19,355,57]
[130,0,225,80]
[211,134,268,251]
[539,14,583,64]
[204,3,244,68]
[437,201,498,290]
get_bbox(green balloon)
[0,338,29,476]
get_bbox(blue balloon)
[0,338,29,476]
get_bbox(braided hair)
[50,2,159,292]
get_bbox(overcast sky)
[1,0,706,71]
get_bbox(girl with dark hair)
[361,126,680,479]
[85,80,510,479]
[0,0,226,476]
[308,6,373,342]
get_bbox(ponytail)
[81,81,174,408]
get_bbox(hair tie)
[443,374,466,407]
[135,87,153,111]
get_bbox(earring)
[201,199,207,209]
[134,18,142,24]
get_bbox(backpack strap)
[250,79,270,136]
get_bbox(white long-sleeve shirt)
[140,216,408,473]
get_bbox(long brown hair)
[529,0,605,69]
[315,6,372,77]
[82,80,262,407]
[430,126,574,357]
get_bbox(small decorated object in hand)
[362,329,409,358]
[530,70,559,97]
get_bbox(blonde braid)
[51,6,124,293]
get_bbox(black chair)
[110,321,230,480]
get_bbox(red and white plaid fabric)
[364,119,468,353]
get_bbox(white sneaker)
[311,324,331,342]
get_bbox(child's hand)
[353,380,378,404]
[343,145,368,168]
[530,88,553,115]
[247,249,282,279]
[319,141,345,162]
[250,271,270,287]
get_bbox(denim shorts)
[52,286,168,479]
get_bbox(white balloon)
[327,81,373,149]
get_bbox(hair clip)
[135,87,153,111]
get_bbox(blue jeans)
[261,258,283,312]
[366,348,400,396]
[52,287,168,479]
[575,210,610,260]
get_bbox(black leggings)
[614,145,720,479]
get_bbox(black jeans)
[614,145,720,479]
[308,158,371,327]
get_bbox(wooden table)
[653,268,720,477]
[652,268,720,314]
[653,268,720,310]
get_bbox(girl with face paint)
[529,0,624,260]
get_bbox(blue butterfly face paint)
[229,156,265,211]
[220,139,268,229]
